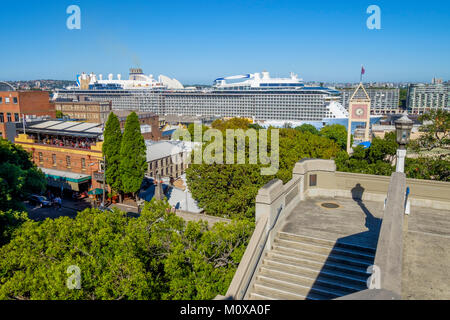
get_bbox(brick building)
[0,84,55,139]
[14,120,105,193]
[54,99,112,123]
[113,110,162,140]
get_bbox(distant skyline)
[1,0,449,84]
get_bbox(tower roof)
[350,83,370,101]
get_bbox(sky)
[1,0,449,84]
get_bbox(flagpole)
[360,65,363,83]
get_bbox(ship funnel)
[99,74,103,80]
[117,74,121,80]
[108,73,113,80]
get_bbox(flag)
[361,66,365,75]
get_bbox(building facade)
[14,120,105,193]
[113,110,162,140]
[340,87,400,115]
[54,99,112,124]
[407,83,450,114]
[0,88,55,139]
[145,141,195,179]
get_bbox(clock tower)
[347,82,371,153]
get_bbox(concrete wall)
[295,160,450,209]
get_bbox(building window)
[0,113,3,123]
[66,156,71,168]
[52,154,56,166]
[5,97,10,104]
[38,152,43,163]
[6,113,11,122]
[309,174,317,187]
[81,158,86,169]
[13,97,18,104]
[0,97,2,104]
[14,113,19,122]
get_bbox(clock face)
[351,104,368,120]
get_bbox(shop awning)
[88,188,103,195]
[39,167,91,183]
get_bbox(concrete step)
[255,274,339,300]
[277,232,377,255]
[252,283,307,300]
[263,255,369,286]
[257,265,357,299]
[267,251,370,279]
[273,238,375,262]
[260,262,366,294]
[272,243,374,269]
[248,292,276,300]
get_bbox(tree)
[186,128,340,219]
[119,112,147,199]
[55,110,64,118]
[368,132,397,164]
[211,118,251,131]
[412,109,450,159]
[320,124,350,150]
[0,200,254,300]
[0,139,46,212]
[295,124,319,135]
[102,112,123,201]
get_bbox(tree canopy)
[320,124,350,150]
[0,139,46,212]
[186,123,340,219]
[0,200,253,300]
[412,109,450,159]
[103,112,123,195]
[119,112,147,196]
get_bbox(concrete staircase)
[247,231,376,300]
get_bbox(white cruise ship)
[56,69,381,128]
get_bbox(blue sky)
[1,0,449,83]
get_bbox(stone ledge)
[293,159,336,175]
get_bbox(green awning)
[39,167,91,183]
[88,188,103,195]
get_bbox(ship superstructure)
[57,69,359,124]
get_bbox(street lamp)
[394,112,413,173]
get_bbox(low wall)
[224,214,268,300]
[175,210,230,226]
[299,164,450,209]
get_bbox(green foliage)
[119,112,146,195]
[412,109,450,159]
[335,131,450,180]
[55,110,64,118]
[399,88,407,108]
[103,112,123,194]
[0,200,253,300]
[211,118,251,131]
[335,133,396,176]
[186,128,340,219]
[186,123,209,141]
[405,157,450,181]
[295,124,319,135]
[0,139,46,212]
[0,210,29,246]
[320,124,350,150]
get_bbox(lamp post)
[394,112,413,173]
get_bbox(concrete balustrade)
[221,158,450,300]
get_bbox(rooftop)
[20,120,103,138]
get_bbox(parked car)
[28,195,52,207]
